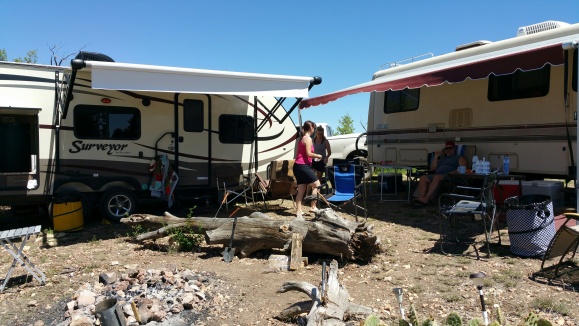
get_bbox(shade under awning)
[300,24,579,109]
[84,61,313,98]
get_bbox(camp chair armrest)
[445,193,477,200]
[563,213,579,222]
[454,186,479,191]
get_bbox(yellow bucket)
[52,198,84,232]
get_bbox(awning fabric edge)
[84,61,313,98]
[300,43,565,109]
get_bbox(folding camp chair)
[319,164,367,222]
[0,225,46,292]
[538,213,579,277]
[438,171,498,258]
[216,174,265,215]
[410,145,477,200]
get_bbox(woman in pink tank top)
[293,120,324,218]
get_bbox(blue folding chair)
[320,164,367,221]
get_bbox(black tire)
[99,188,138,223]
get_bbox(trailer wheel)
[99,188,137,223]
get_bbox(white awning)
[301,23,579,109]
[84,61,313,98]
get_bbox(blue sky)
[2,1,578,133]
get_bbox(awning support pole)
[563,41,579,215]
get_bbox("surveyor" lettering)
[69,140,128,155]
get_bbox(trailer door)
[0,108,40,192]
[178,97,211,188]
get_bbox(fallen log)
[121,209,381,261]
[277,259,373,324]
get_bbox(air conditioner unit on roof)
[516,21,570,37]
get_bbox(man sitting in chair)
[415,141,467,205]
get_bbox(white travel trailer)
[0,52,320,220]
[301,21,579,182]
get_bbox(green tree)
[0,49,7,61]
[335,113,355,135]
[13,50,38,63]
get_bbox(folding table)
[0,225,46,291]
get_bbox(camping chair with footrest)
[438,171,498,258]
[318,164,367,222]
[538,213,579,277]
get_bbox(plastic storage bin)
[504,194,555,257]
[52,194,84,232]
[521,180,564,208]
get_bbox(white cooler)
[521,180,564,208]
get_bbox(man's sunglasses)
[445,147,455,150]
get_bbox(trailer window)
[488,65,550,101]
[219,115,255,144]
[384,89,420,114]
[183,99,204,132]
[74,105,140,140]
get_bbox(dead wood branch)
[277,259,373,324]
[121,209,381,261]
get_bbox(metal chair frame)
[438,171,498,258]
[0,225,46,292]
[319,164,367,221]
[538,213,579,277]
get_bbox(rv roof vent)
[75,51,115,62]
[455,40,492,52]
[516,21,570,37]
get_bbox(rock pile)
[60,267,221,325]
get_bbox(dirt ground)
[1,188,579,326]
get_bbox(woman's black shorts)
[312,160,326,173]
[293,163,318,185]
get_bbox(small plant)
[488,321,500,326]
[398,319,410,326]
[537,319,553,326]
[167,220,203,252]
[530,296,570,316]
[496,305,506,325]
[445,312,463,326]
[443,293,462,303]
[421,317,437,326]
[522,311,539,326]
[408,304,420,326]
[363,314,382,326]
[130,224,145,237]
[467,319,484,326]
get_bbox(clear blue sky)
[2,1,578,133]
